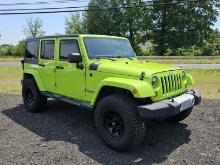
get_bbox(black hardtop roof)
[25,34,126,42]
[26,34,79,41]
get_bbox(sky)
[0,0,89,45]
[0,0,219,45]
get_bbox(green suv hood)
[93,59,182,78]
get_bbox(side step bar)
[42,92,93,110]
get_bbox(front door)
[38,39,56,93]
[55,38,85,100]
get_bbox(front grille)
[160,73,183,95]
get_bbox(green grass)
[0,56,21,62]
[0,66,219,99]
[186,70,220,100]
[0,67,22,93]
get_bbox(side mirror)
[68,53,82,63]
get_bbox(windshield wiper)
[126,57,134,60]
[92,56,116,61]
[92,55,133,61]
[115,56,134,60]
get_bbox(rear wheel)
[22,79,47,113]
[165,107,193,123]
[95,95,145,151]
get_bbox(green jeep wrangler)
[21,34,201,151]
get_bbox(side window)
[59,40,80,60]
[41,40,55,60]
[25,40,38,59]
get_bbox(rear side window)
[41,40,55,60]
[25,40,38,59]
[59,40,80,60]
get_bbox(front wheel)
[95,95,145,151]
[22,79,47,113]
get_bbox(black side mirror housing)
[68,53,82,63]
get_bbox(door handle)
[56,66,64,69]
[39,64,45,67]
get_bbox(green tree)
[85,0,113,34]
[13,40,25,56]
[201,29,220,56]
[149,0,220,55]
[4,45,14,56]
[65,13,87,34]
[23,17,45,37]
[111,0,149,53]
[68,0,219,55]
[84,0,150,53]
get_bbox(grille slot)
[160,73,182,95]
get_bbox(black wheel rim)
[104,111,124,138]
[25,88,34,105]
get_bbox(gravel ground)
[0,93,219,165]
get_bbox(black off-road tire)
[165,107,193,123]
[95,95,145,151]
[22,79,47,113]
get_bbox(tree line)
[0,0,220,56]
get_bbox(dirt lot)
[0,93,219,165]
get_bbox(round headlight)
[151,76,158,88]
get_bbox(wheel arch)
[23,71,46,91]
[91,77,155,106]
[93,86,132,106]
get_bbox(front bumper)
[137,89,201,120]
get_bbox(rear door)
[38,38,56,93]
[55,38,85,100]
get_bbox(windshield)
[84,37,136,58]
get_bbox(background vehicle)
[21,34,201,151]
